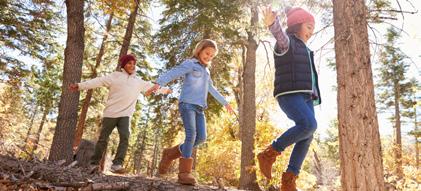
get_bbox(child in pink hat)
[258,6,322,191]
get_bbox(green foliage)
[30,56,62,112]
[0,0,62,64]
[367,0,395,23]
[0,0,61,54]
[376,27,411,113]
[155,0,242,64]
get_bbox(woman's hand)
[145,84,160,96]
[162,88,172,95]
[68,83,79,92]
[262,5,277,27]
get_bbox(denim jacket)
[156,58,228,108]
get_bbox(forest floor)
[0,155,245,191]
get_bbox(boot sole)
[110,169,126,174]
[177,180,196,185]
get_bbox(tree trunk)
[239,6,260,191]
[134,127,147,174]
[150,129,160,177]
[233,45,246,139]
[117,0,139,70]
[24,106,38,147]
[415,105,419,169]
[49,0,84,162]
[74,139,95,167]
[31,107,49,155]
[313,149,323,186]
[333,0,385,190]
[94,115,106,171]
[393,82,403,178]
[192,148,197,170]
[73,13,114,150]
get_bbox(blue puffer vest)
[273,34,321,105]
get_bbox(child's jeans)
[272,93,317,175]
[179,102,207,158]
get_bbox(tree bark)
[233,45,246,139]
[415,104,419,169]
[73,13,114,150]
[239,6,260,191]
[49,0,84,162]
[134,127,147,174]
[74,139,95,167]
[333,0,385,190]
[31,107,49,155]
[313,149,323,186]
[116,0,139,70]
[393,81,403,178]
[150,129,160,177]
[24,106,38,147]
[192,149,197,170]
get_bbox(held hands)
[145,84,160,96]
[145,83,172,96]
[261,5,277,27]
[161,88,172,95]
[68,83,79,92]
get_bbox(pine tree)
[376,27,412,178]
[333,0,385,189]
[401,79,420,169]
[49,0,85,162]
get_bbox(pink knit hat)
[285,7,315,27]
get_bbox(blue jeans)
[272,93,317,175]
[178,102,207,158]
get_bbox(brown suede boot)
[280,171,298,191]
[178,157,196,185]
[257,145,281,179]
[158,144,182,175]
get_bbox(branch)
[395,0,405,33]
[376,16,398,20]
[313,37,334,53]
[367,24,381,59]
[369,9,418,14]
[258,40,273,83]
[312,22,333,37]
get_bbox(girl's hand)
[68,83,79,92]
[145,84,160,96]
[262,5,277,27]
[225,104,235,115]
[162,88,172,95]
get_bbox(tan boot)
[280,171,298,191]
[257,145,281,179]
[177,157,196,185]
[158,144,182,175]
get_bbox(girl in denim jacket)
[147,39,234,185]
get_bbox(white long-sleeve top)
[78,70,165,118]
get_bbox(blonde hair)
[192,39,218,59]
